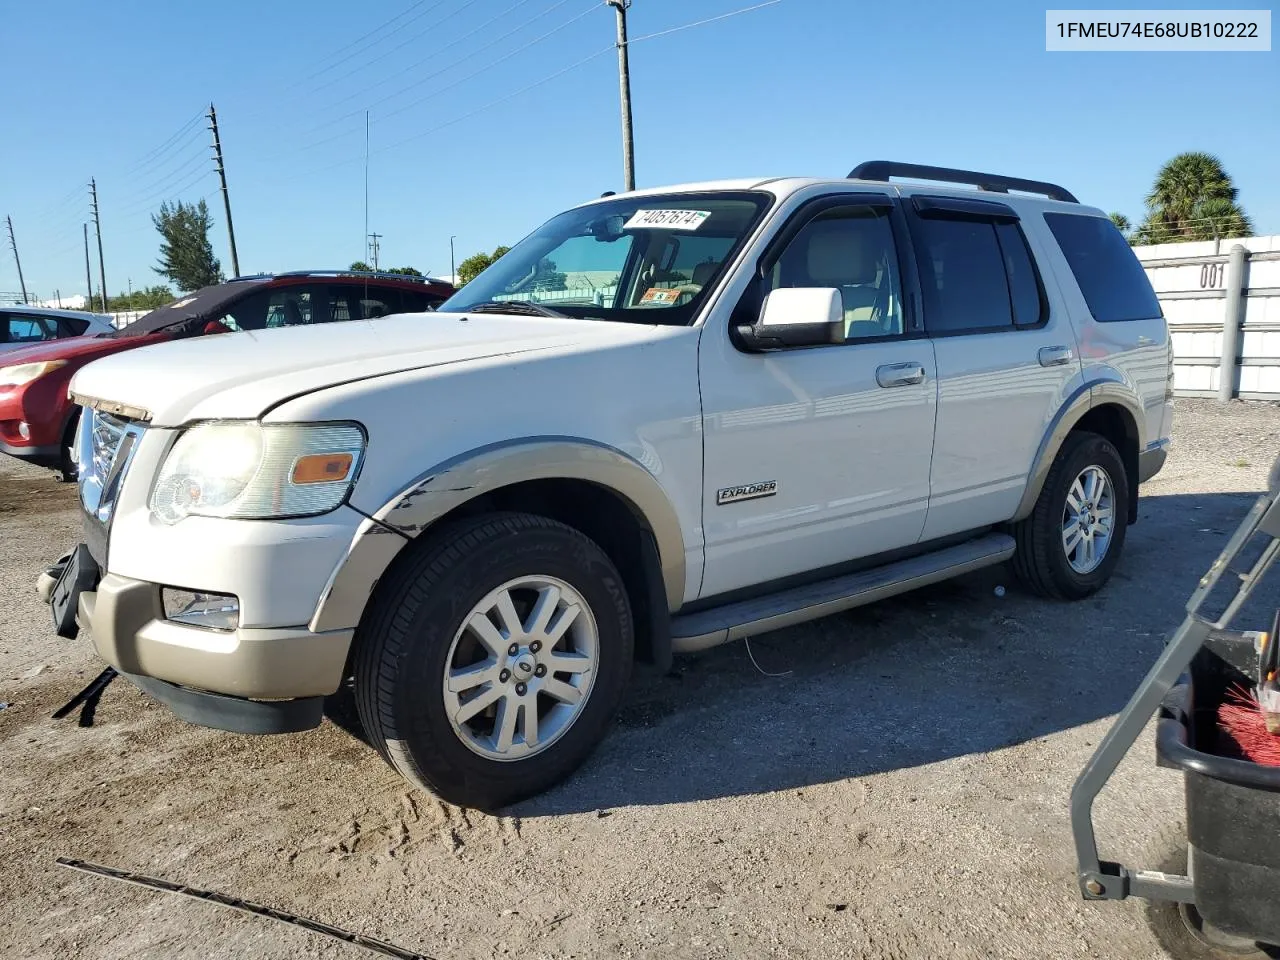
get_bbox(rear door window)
[1044,213,1162,322]
[915,218,1014,333]
[3,315,59,343]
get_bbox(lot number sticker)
[624,209,711,231]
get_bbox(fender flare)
[1012,380,1144,523]
[310,437,687,633]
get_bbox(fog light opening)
[162,588,240,630]
[17,422,30,439]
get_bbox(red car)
[0,270,454,479]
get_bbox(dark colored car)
[0,270,454,478]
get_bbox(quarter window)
[762,204,904,339]
[1044,213,1162,323]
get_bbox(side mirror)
[736,287,845,351]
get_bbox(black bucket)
[1156,630,1280,947]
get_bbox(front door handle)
[876,362,926,388]
[1038,345,1074,367]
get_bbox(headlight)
[0,360,68,387]
[150,421,366,524]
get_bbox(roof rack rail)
[268,269,453,286]
[847,161,1079,204]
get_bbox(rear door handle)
[1038,345,1074,367]
[876,362,926,388]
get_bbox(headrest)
[805,218,879,286]
[691,260,719,286]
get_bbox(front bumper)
[75,572,354,700]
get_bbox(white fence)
[1136,234,1280,401]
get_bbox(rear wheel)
[353,512,633,810]
[1013,430,1129,599]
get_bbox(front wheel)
[1013,431,1129,600]
[353,512,633,810]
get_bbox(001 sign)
[1200,262,1226,289]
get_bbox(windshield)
[440,191,771,324]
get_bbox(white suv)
[41,162,1172,810]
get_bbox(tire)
[1144,834,1276,960]
[56,412,79,483]
[1013,430,1129,600]
[353,511,633,810]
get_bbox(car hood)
[69,312,658,427]
[0,332,167,367]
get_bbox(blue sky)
[1,0,1275,300]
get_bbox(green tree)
[1108,212,1131,237]
[456,245,511,286]
[1135,152,1253,243]
[348,260,373,272]
[386,266,423,277]
[84,285,175,312]
[153,199,222,291]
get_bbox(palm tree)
[1142,152,1248,240]
[1192,197,1253,241]
[1108,212,1131,236]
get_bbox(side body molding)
[310,437,687,633]
[1011,375,1144,523]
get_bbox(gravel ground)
[1,397,1278,960]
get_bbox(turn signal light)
[291,452,354,485]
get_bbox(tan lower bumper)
[77,573,354,699]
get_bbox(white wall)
[1135,235,1280,400]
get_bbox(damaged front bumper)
[39,545,353,735]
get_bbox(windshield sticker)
[624,209,711,231]
[639,287,682,306]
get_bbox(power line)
[296,0,541,126]
[112,145,211,208]
[290,0,583,148]
[625,0,784,45]
[303,0,483,101]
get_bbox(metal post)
[89,179,108,312]
[450,235,456,281]
[5,215,28,303]
[208,103,240,278]
[606,0,635,192]
[1218,243,1249,403]
[83,224,94,310]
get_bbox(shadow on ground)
[332,489,1271,815]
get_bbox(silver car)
[0,305,116,353]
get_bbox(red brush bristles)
[1217,684,1280,767]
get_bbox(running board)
[670,533,1016,652]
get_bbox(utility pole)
[4,215,28,303]
[83,224,95,309]
[450,235,456,280]
[208,103,240,278]
[367,233,382,271]
[89,178,108,312]
[606,0,635,192]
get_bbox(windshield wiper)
[465,300,569,319]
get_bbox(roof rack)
[230,269,453,286]
[847,161,1079,204]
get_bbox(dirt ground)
[2,398,1278,960]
